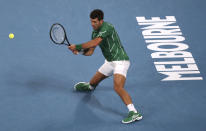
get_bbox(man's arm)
[83,47,96,56]
[81,37,102,49]
[68,37,102,52]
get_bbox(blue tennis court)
[0,0,206,131]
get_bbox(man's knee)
[114,81,124,92]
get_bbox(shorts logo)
[136,16,203,81]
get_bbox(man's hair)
[90,9,104,20]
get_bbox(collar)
[94,21,105,32]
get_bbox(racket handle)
[65,38,71,46]
[63,43,70,46]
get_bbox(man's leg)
[74,60,112,91]
[113,74,143,124]
[90,60,113,89]
[113,74,132,105]
[90,71,108,89]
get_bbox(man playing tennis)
[68,9,142,124]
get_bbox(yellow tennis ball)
[9,33,14,39]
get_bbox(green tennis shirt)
[92,22,129,62]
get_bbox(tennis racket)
[49,23,88,54]
[50,23,70,46]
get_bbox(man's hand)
[68,44,79,55]
[72,50,79,55]
[68,44,76,51]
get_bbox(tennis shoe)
[122,111,143,124]
[74,82,92,91]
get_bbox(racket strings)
[51,25,65,44]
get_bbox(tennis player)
[68,9,142,124]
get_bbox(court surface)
[0,0,206,131]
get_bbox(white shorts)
[98,60,130,78]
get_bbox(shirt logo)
[97,31,106,37]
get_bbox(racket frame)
[49,23,71,46]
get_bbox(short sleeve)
[96,26,112,39]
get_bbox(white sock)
[127,104,137,113]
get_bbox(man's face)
[90,18,103,30]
